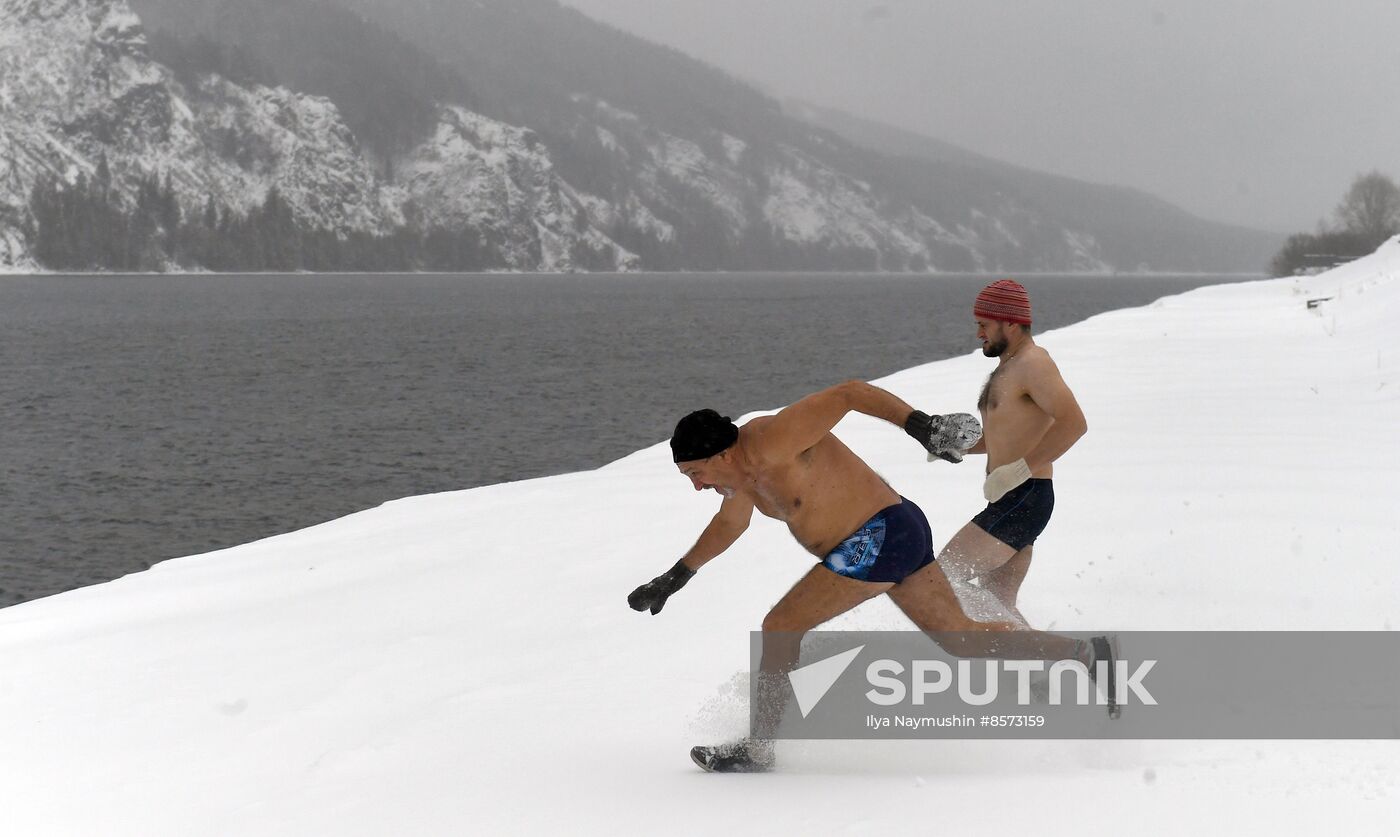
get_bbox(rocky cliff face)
[391,106,639,271]
[0,0,639,271]
[1,0,1122,273]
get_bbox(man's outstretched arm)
[763,380,979,462]
[834,381,983,462]
[628,494,754,615]
[758,380,979,463]
[678,493,755,572]
[759,381,907,453]
[755,381,896,461]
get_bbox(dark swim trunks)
[972,478,1054,551]
[821,497,936,584]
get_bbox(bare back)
[737,416,900,556]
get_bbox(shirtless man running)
[938,279,1089,630]
[627,379,1101,772]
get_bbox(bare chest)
[744,438,899,555]
[748,454,812,520]
[978,364,1018,413]
[979,363,1047,427]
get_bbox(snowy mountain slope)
[0,0,389,246]
[393,105,639,271]
[130,0,1262,273]
[0,0,638,271]
[785,97,1284,273]
[579,96,1107,272]
[2,239,1397,833]
[5,0,1270,273]
[317,0,1280,271]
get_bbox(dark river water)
[0,271,1252,606]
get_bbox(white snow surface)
[3,240,1400,834]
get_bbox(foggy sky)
[560,0,1400,233]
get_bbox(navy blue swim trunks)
[821,497,936,584]
[972,478,1054,551]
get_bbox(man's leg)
[754,565,893,737]
[694,565,892,771]
[981,545,1033,626]
[889,560,1083,662]
[937,521,1025,625]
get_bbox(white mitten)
[983,458,1031,502]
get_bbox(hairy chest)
[979,365,1011,412]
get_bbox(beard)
[982,336,1009,357]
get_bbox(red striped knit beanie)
[973,279,1032,325]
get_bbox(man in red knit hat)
[939,279,1089,629]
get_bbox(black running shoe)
[1088,634,1122,719]
[690,738,775,773]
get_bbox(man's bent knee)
[938,523,1017,582]
[762,609,814,634]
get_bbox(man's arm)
[679,493,755,571]
[1022,353,1088,470]
[759,381,916,461]
[627,494,755,615]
